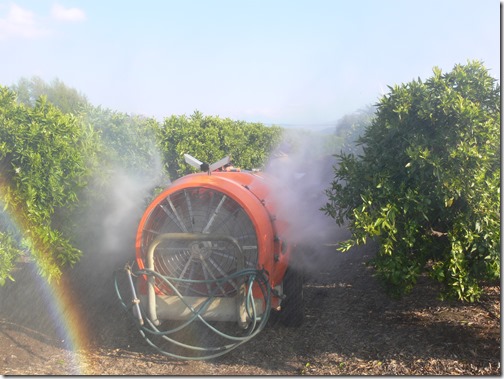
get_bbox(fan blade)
[184,154,203,170]
[209,156,230,172]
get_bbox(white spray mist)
[99,151,168,255]
[263,131,349,274]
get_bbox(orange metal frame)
[135,171,293,309]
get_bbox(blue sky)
[0,0,500,127]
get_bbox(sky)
[0,0,500,127]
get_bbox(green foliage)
[74,105,168,227]
[11,76,90,114]
[333,105,376,155]
[81,105,163,178]
[0,86,100,282]
[0,79,288,285]
[0,231,18,286]
[323,61,500,301]
[158,110,283,179]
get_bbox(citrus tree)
[158,111,283,179]
[0,86,100,282]
[81,105,163,179]
[334,105,376,156]
[323,61,500,301]
[11,76,90,115]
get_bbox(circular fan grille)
[140,187,258,297]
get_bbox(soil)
[0,227,500,375]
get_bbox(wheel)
[279,267,304,327]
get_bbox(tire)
[279,267,304,327]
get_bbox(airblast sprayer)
[114,154,304,360]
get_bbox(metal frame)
[145,233,264,327]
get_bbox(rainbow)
[1,199,91,375]
[37,270,91,374]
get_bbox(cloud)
[51,3,86,22]
[0,3,50,40]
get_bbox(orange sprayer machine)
[114,154,303,359]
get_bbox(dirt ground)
[0,227,501,375]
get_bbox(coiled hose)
[113,263,272,360]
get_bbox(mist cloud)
[263,132,348,274]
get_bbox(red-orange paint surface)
[135,171,293,309]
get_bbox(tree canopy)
[323,61,500,301]
[0,86,100,282]
[0,81,287,284]
[157,110,283,179]
[11,76,90,115]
